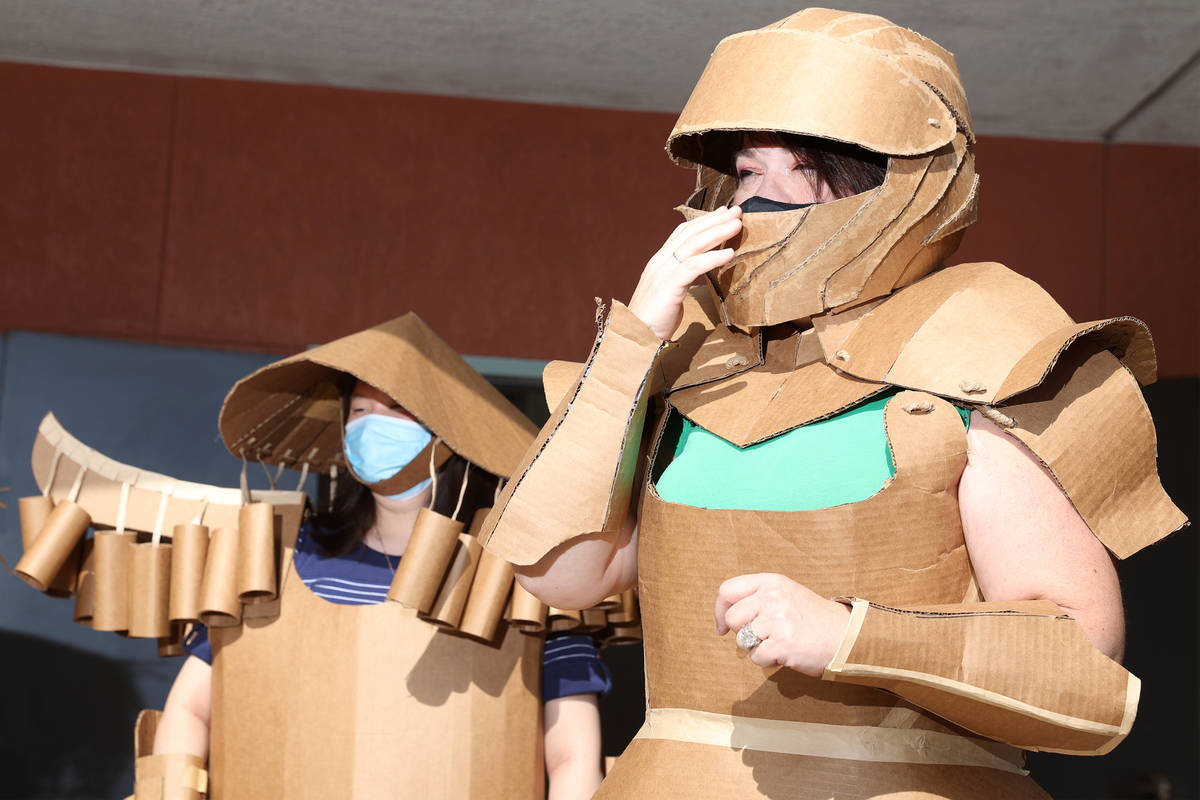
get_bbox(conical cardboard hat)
[218,314,537,479]
[667,8,972,170]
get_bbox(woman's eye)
[737,168,756,181]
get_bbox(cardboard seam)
[846,597,1070,621]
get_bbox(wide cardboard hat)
[218,314,537,480]
[666,8,979,329]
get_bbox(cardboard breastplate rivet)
[958,379,988,395]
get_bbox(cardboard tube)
[158,622,187,658]
[128,543,172,638]
[237,503,277,604]
[169,524,209,623]
[199,527,242,627]
[506,579,547,634]
[607,588,639,624]
[602,621,643,647]
[459,549,515,641]
[15,497,91,593]
[548,607,582,633]
[387,508,462,612]
[92,530,135,632]
[426,533,483,628]
[594,593,622,611]
[575,607,609,634]
[74,537,95,627]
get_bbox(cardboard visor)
[667,29,956,170]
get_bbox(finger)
[673,218,744,262]
[672,249,735,286]
[714,573,769,634]
[748,638,782,668]
[663,205,742,252]
[721,593,762,635]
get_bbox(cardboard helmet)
[218,314,537,493]
[668,8,979,329]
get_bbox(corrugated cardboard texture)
[826,598,1136,755]
[218,312,537,479]
[209,521,544,800]
[482,302,666,565]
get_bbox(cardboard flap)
[219,312,536,479]
[995,317,1157,402]
[542,360,585,411]
[32,412,306,533]
[667,327,884,447]
[1001,344,1187,559]
[834,263,1074,403]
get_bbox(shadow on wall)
[0,630,144,798]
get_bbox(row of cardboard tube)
[14,494,641,651]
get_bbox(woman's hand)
[627,205,742,340]
[714,573,852,677]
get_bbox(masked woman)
[479,9,1186,798]
[147,313,608,800]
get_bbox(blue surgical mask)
[344,415,433,497]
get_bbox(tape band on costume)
[633,707,1028,775]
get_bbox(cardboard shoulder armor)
[525,264,1184,563]
[14,412,306,649]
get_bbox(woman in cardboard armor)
[479,8,1187,799]
[146,313,608,800]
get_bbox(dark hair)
[739,131,888,200]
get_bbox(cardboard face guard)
[666,8,979,329]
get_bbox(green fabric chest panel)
[655,391,970,512]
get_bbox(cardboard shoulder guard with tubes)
[15,412,305,651]
[481,8,1188,796]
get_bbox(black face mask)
[736,195,814,214]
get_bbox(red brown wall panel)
[1103,144,1199,379]
[0,63,172,339]
[157,77,689,360]
[0,62,1194,376]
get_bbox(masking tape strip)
[43,448,63,498]
[151,487,172,545]
[116,481,132,534]
[634,707,1027,775]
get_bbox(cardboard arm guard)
[824,598,1138,756]
[130,709,208,800]
[481,301,667,565]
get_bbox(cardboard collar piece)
[218,313,537,479]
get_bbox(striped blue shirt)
[184,523,610,702]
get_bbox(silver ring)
[736,623,763,650]
[670,249,685,265]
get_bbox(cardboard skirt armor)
[208,521,544,800]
